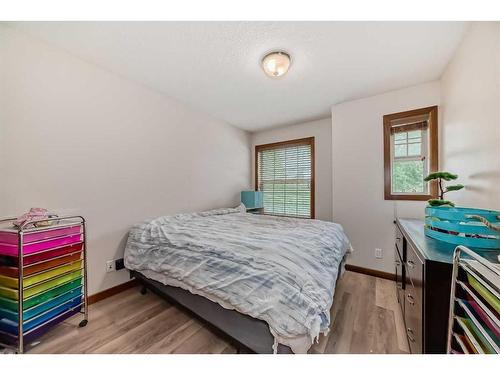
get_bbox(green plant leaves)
[424,171,458,182]
[428,199,455,207]
[445,184,464,192]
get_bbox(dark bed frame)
[130,259,345,354]
[130,270,293,353]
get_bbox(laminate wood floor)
[27,271,409,354]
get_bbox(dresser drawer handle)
[406,294,415,305]
[407,328,416,342]
[407,260,415,269]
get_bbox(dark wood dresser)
[394,218,498,353]
[395,218,452,353]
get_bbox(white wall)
[330,22,500,274]
[0,26,251,295]
[251,118,333,221]
[441,22,500,211]
[331,82,441,273]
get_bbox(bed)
[124,206,351,354]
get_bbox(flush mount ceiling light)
[261,51,291,78]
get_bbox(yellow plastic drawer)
[0,269,83,300]
[0,261,82,289]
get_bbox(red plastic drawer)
[0,252,82,278]
[24,243,83,265]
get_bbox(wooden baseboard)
[88,279,138,305]
[345,264,396,281]
[88,267,394,305]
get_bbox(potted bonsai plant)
[424,171,464,207]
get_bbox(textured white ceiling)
[9,22,468,131]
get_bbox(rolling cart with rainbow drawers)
[447,245,499,354]
[0,216,88,353]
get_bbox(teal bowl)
[425,207,500,249]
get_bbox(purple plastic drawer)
[0,225,82,257]
[0,307,81,347]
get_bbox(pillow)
[197,205,242,217]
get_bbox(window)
[255,137,315,218]
[384,106,438,200]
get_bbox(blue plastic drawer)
[0,296,82,334]
[0,286,82,322]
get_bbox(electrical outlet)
[115,258,125,271]
[375,248,383,259]
[106,260,116,273]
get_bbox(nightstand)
[240,191,264,215]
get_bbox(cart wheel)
[78,319,88,328]
[0,347,17,354]
[140,286,147,295]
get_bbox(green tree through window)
[391,129,427,194]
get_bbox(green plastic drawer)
[467,273,500,315]
[0,270,83,300]
[0,261,82,289]
[0,295,17,311]
[25,269,83,299]
[0,287,82,322]
[0,276,83,313]
[0,285,18,300]
[461,317,496,354]
[25,277,83,309]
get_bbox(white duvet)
[124,207,351,353]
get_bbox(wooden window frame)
[255,137,315,219]
[383,106,439,201]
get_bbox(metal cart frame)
[446,245,500,354]
[0,215,88,353]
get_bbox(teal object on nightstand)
[425,206,500,249]
[241,191,263,209]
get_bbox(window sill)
[258,212,313,219]
[384,193,434,201]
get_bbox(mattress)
[125,206,351,353]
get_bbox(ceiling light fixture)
[261,51,291,78]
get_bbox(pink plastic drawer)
[0,225,82,257]
[0,224,81,245]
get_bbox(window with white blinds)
[255,137,314,218]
